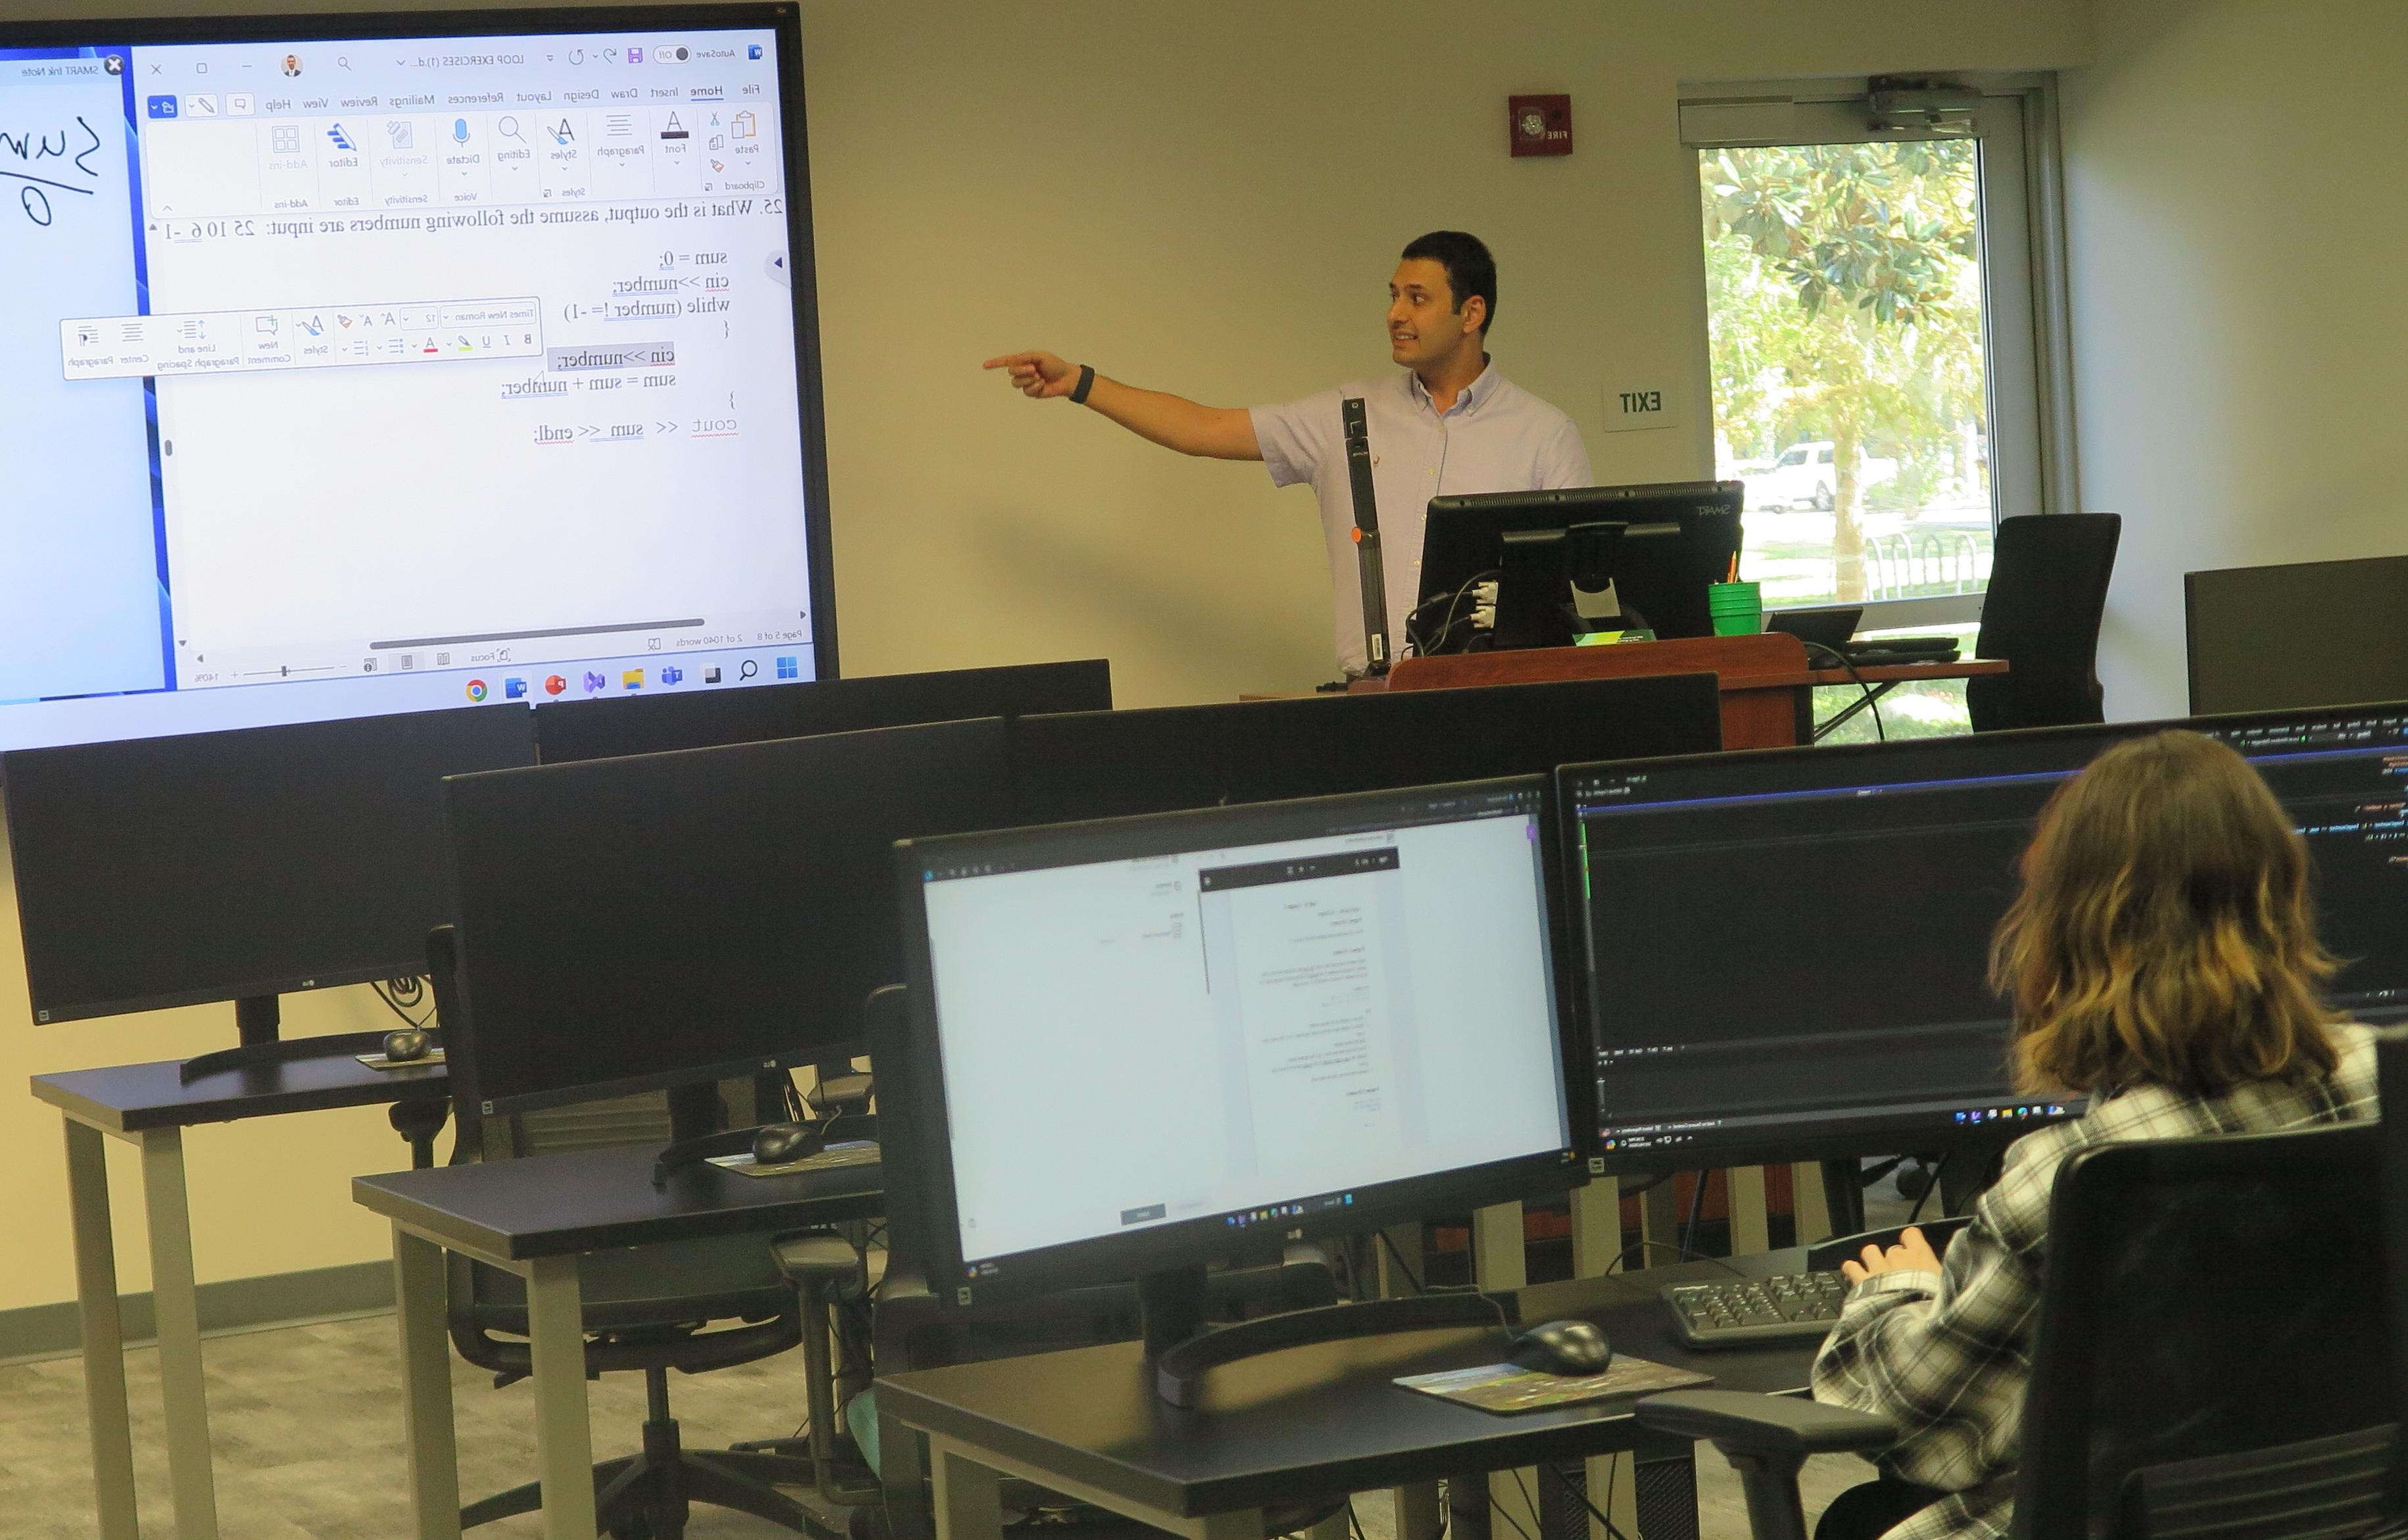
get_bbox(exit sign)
[1602,381,1682,434]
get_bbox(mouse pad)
[355,1048,446,1071]
[1394,1354,1712,1414]
[708,1139,880,1178]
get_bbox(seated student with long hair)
[1806,730,2381,1540]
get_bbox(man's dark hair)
[1400,231,1497,334]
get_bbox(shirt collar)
[1409,356,1499,418]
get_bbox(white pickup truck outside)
[1739,441,1899,512]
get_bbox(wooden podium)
[1370,634,2009,750]
[1376,633,1818,750]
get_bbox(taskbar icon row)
[360,654,809,700]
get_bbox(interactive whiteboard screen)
[0,7,834,751]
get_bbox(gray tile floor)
[7,1156,1933,1540]
[0,1309,1881,1539]
[0,1311,809,1538]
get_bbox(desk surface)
[352,1142,884,1261]
[31,1051,448,1133]
[1785,658,2010,689]
[877,1252,1819,1518]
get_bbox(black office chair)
[428,925,826,1540]
[1964,512,2121,731]
[1635,1121,2397,1540]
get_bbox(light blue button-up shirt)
[1251,362,1591,675]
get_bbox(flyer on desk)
[1394,1355,1712,1414]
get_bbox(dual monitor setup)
[884,694,2408,1385]
[18,639,2408,1381]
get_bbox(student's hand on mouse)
[983,350,1078,399]
[1840,1225,1944,1284]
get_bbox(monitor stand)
[178,994,397,1082]
[176,992,452,1168]
[1492,521,1630,650]
[650,1061,879,1188]
[651,990,890,1185]
[1137,1264,1517,1408]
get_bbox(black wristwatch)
[1069,364,1096,405]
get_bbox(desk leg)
[64,1119,140,1540]
[1472,1201,1543,1534]
[1822,1159,1867,1237]
[1729,1166,1771,1255]
[1791,1161,1834,1245]
[1394,1481,1444,1540]
[1449,1469,1492,1540]
[1470,1203,1526,1289]
[928,1439,1003,1540]
[1570,1178,1623,1278]
[393,1228,462,1540]
[1585,1455,1639,1540]
[1638,1181,1678,1264]
[1570,1182,1644,1533]
[523,1255,597,1540]
[139,1128,219,1540]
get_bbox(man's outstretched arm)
[984,350,1261,462]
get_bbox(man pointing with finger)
[985,231,1593,677]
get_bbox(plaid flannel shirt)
[1809,1022,2380,1540]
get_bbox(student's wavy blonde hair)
[1990,730,2341,1097]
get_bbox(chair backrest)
[426,923,793,1378]
[427,921,689,1162]
[2376,1029,2408,1514]
[2011,1122,2394,1539]
[1969,512,2121,730]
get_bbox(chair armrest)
[1635,1390,1894,1458]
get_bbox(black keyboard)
[1663,1217,1976,1349]
[1663,1271,1850,1348]
[1839,637,1961,665]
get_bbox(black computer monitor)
[1009,673,1725,825]
[5,706,537,1026]
[1558,701,2408,1170]
[441,717,1014,1117]
[1,8,838,754]
[2186,556,2408,715]
[533,658,1111,763]
[1415,481,1745,650]
[888,779,1581,1317]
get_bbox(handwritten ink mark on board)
[2,116,105,228]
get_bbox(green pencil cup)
[1708,580,1762,637]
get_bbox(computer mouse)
[1506,1319,1613,1377]
[381,1027,431,1063]
[752,1122,821,1167]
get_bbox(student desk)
[353,1143,885,1540]
[32,1049,451,1540]
[878,1253,1823,1540]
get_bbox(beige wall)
[807,0,2088,706]
[2065,0,2408,720]
[0,0,2088,1316]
